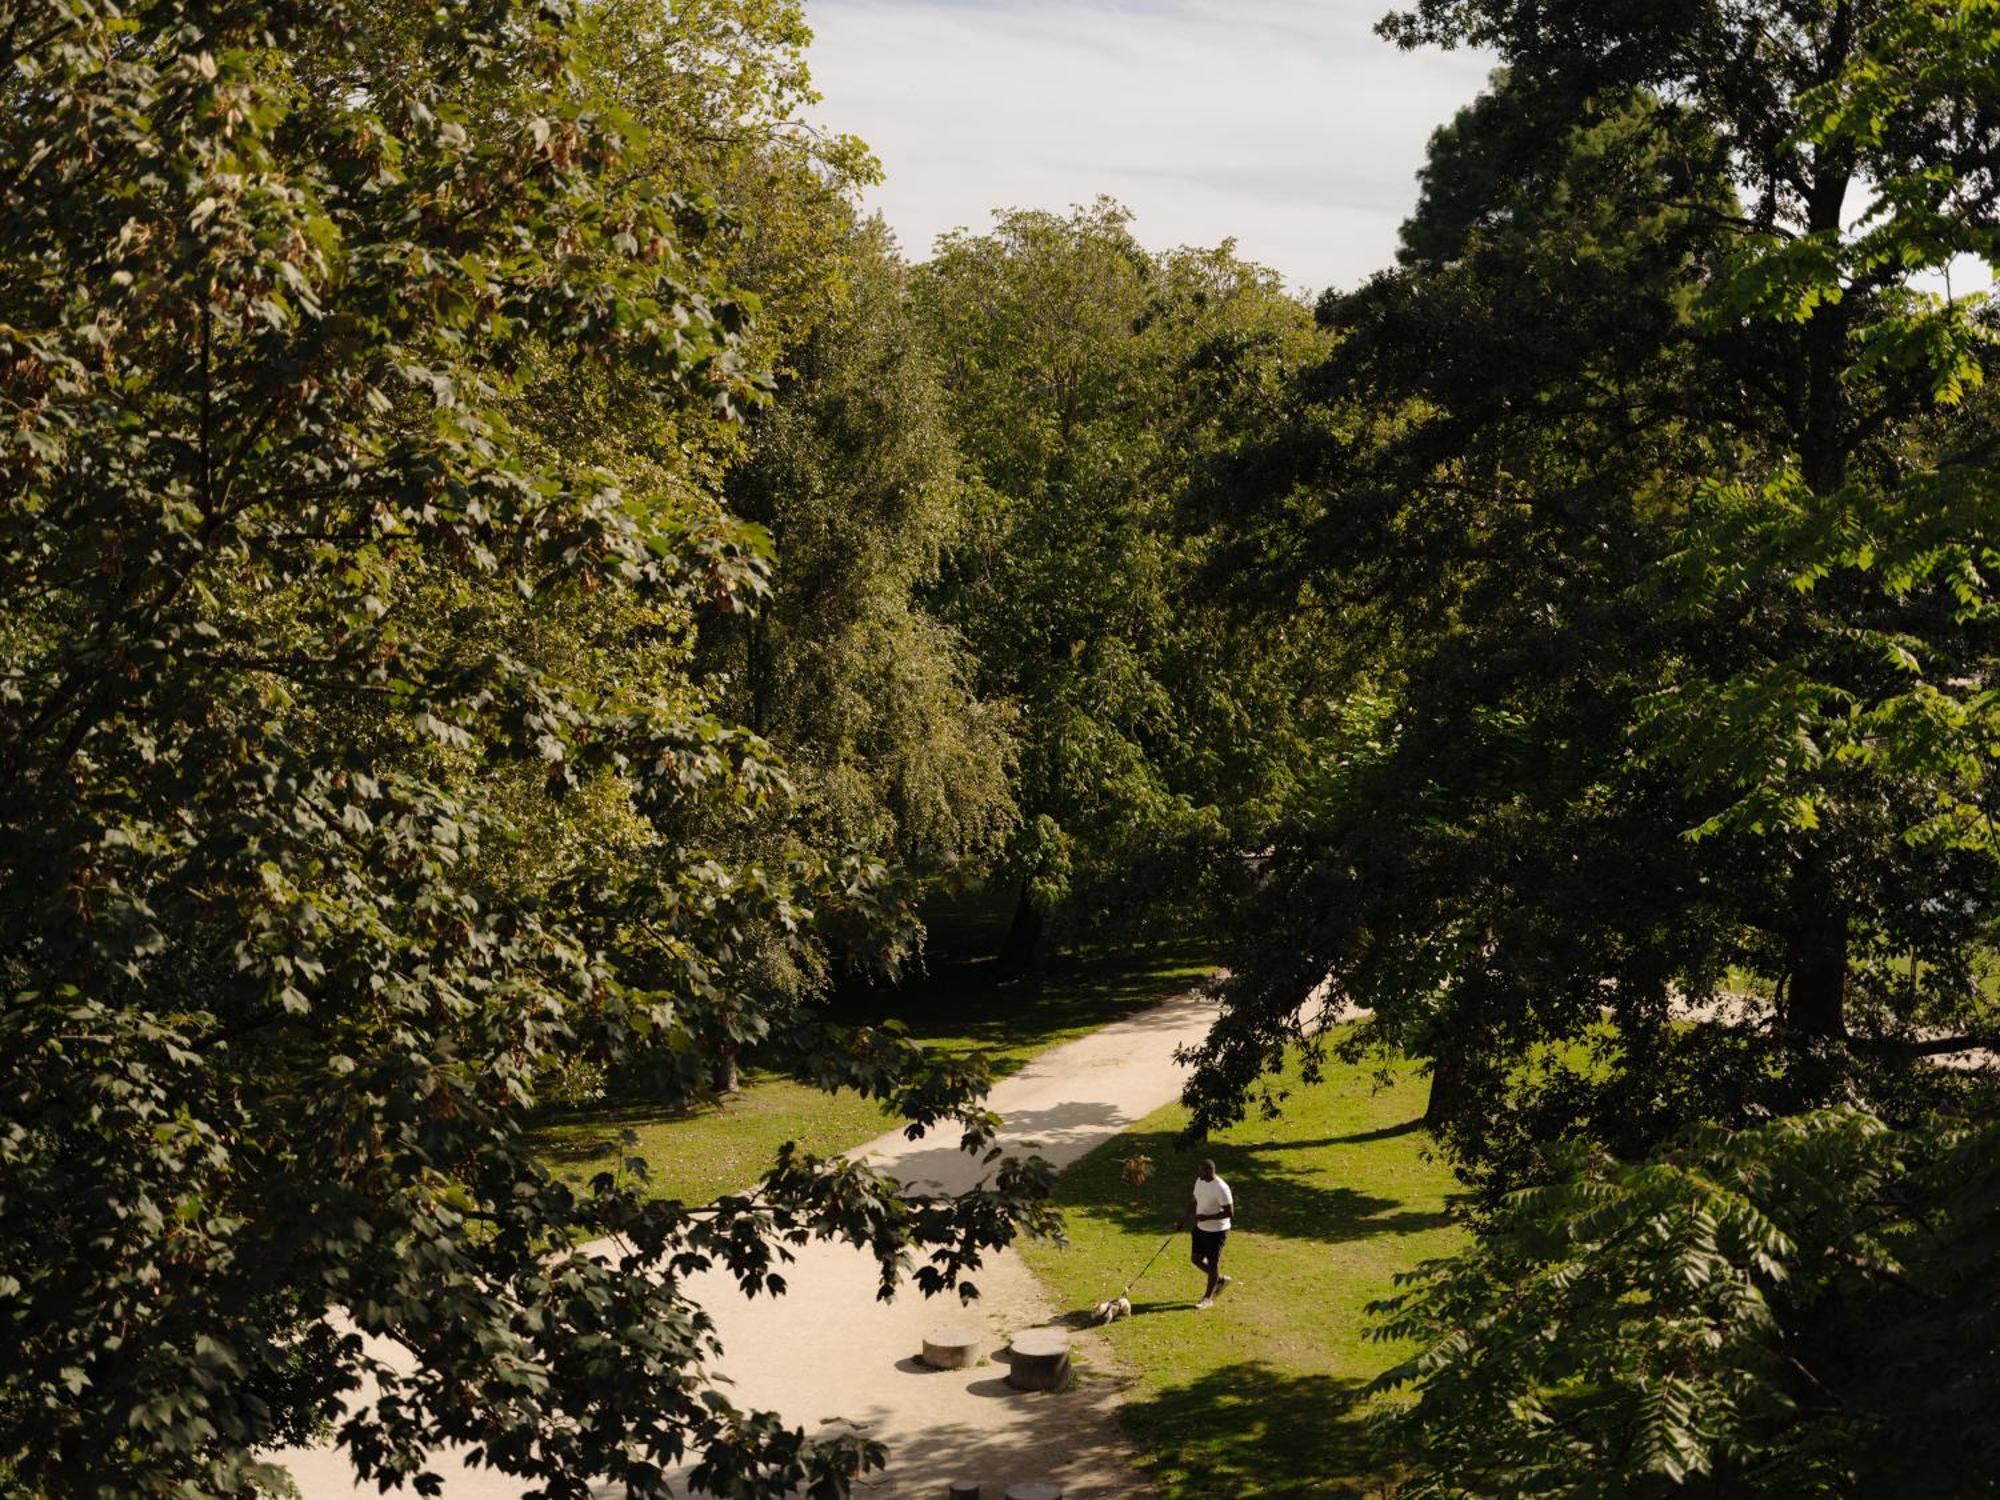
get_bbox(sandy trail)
[276,987,1218,1499]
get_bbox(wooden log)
[946,1483,981,1500]
[1003,1330,1070,1392]
[921,1327,981,1370]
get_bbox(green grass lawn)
[533,939,1217,1205]
[1021,1047,1466,1499]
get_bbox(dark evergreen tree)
[1186,23,2000,1185]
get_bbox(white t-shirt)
[1192,1175,1233,1233]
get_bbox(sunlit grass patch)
[1022,1045,1467,1498]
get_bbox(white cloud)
[803,3,1999,302]
[803,0,1497,294]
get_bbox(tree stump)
[922,1328,981,1370]
[1004,1484,1062,1500]
[1004,1330,1069,1391]
[947,1483,981,1500]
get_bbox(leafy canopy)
[0,3,1051,1495]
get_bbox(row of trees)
[722,197,1320,981]
[0,1,1325,1494]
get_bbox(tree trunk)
[1789,929,1848,1039]
[710,1044,740,1098]
[996,879,1044,974]
[1798,96,1854,500]
[1786,854,1848,1040]
[1423,1048,1465,1133]
[1780,118,1856,1047]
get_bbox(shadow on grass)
[533,1100,702,1167]
[1055,1126,1458,1245]
[1125,1363,1397,1498]
[826,939,1219,1067]
[539,938,1219,1137]
[1267,1118,1429,1148]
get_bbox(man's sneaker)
[1216,1276,1233,1296]
[1196,1297,1213,1310]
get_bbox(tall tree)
[529,8,1012,1090]
[695,218,1018,1088]
[719,219,1017,887]
[1185,10,2000,1179]
[0,4,1048,1494]
[1186,76,1768,1158]
[1201,7,2000,1488]
[915,201,1325,967]
[1379,0,2000,1044]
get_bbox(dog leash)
[1118,1231,1177,1299]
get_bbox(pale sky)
[803,0,1497,296]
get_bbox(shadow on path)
[819,1377,1148,1497]
[891,1100,1134,1190]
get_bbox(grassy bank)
[1021,1046,1466,1498]
[533,939,1217,1205]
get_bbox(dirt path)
[276,987,1218,1499]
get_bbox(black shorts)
[1192,1227,1228,1263]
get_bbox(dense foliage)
[1180,0,2000,1491]
[0,2,1047,1494]
[8,0,2000,1493]
[1187,0,2000,1152]
[1374,1108,2000,1497]
[709,218,1017,1010]
[914,201,1330,965]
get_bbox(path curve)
[278,986,1217,1498]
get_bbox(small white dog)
[1090,1296,1132,1324]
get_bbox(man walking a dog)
[1182,1159,1233,1309]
